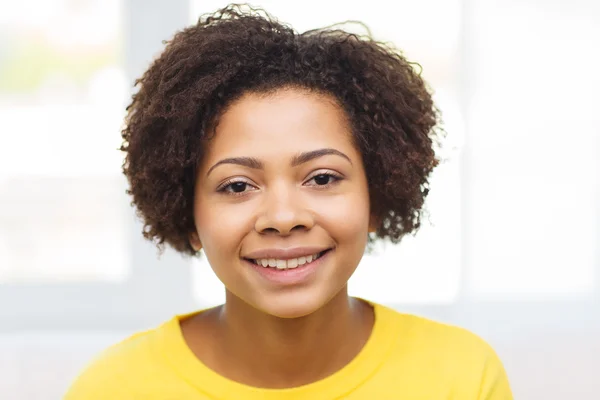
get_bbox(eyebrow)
[206,148,352,176]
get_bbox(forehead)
[205,88,355,158]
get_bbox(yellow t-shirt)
[64,302,513,399]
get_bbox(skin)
[184,87,375,388]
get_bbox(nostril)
[259,224,307,235]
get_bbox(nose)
[254,184,314,236]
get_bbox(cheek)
[318,191,371,241]
[195,200,254,256]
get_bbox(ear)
[189,232,202,252]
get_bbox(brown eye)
[229,182,248,193]
[305,172,342,187]
[313,174,332,185]
[217,179,256,195]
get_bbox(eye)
[313,174,333,185]
[228,182,249,193]
[218,179,257,195]
[305,172,342,187]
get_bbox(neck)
[190,288,374,389]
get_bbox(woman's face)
[191,88,372,318]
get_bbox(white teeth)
[252,251,325,270]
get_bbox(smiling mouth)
[245,249,331,270]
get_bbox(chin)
[254,293,329,319]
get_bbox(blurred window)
[0,0,129,283]
[464,0,599,298]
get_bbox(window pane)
[465,0,599,297]
[0,0,129,283]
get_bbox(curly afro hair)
[121,4,442,256]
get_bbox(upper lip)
[243,246,332,260]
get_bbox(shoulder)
[400,312,494,356]
[376,304,499,360]
[63,320,174,399]
[375,304,513,398]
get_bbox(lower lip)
[245,250,332,285]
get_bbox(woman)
[65,4,512,399]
